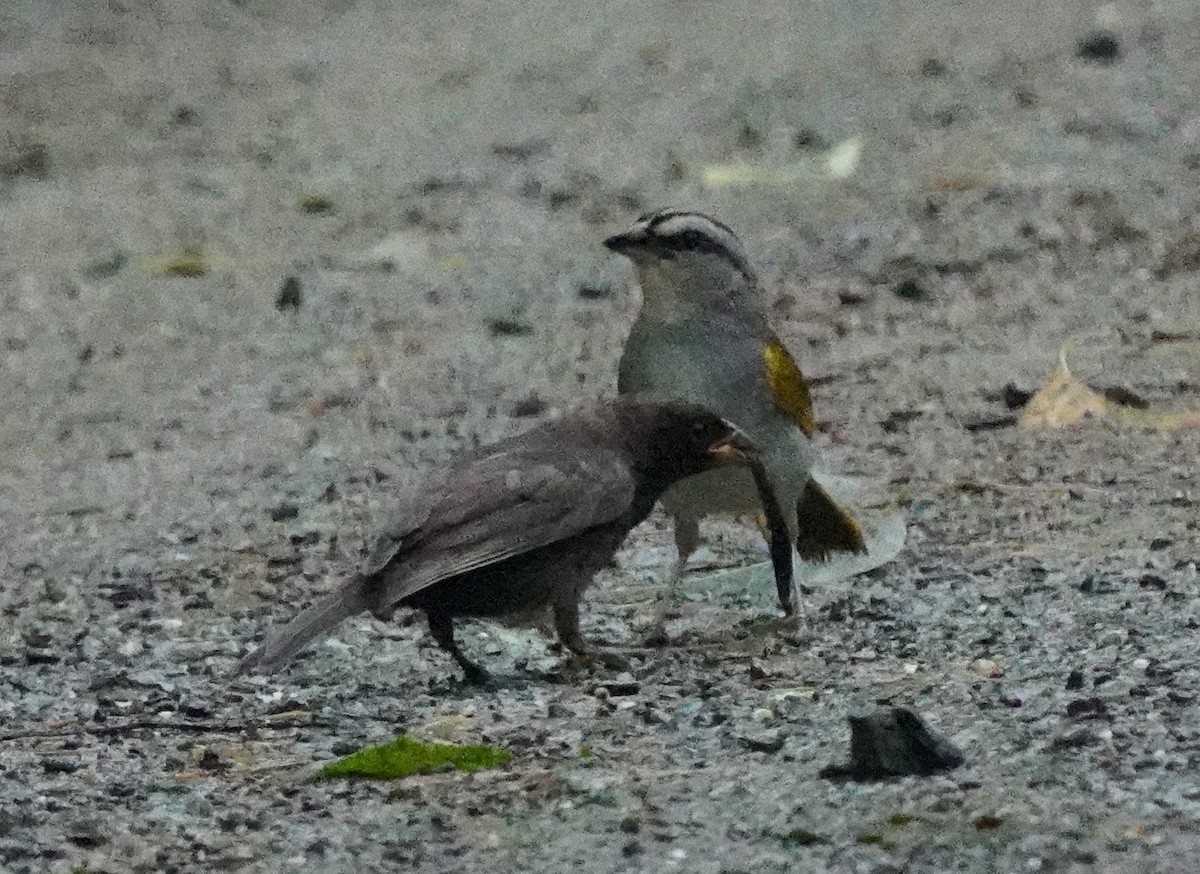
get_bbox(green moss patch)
[316,735,510,781]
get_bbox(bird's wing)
[760,336,816,436]
[620,319,815,437]
[360,467,444,578]
[370,441,636,608]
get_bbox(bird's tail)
[237,577,373,674]
[794,479,868,562]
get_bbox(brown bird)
[237,399,786,683]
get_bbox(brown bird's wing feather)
[360,467,444,578]
[369,439,636,610]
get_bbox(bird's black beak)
[604,227,646,255]
[706,429,758,465]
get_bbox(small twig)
[937,478,1106,496]
[0,710,316,743]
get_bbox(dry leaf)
[1019,348,1200,430]
[1018,349,1109,428]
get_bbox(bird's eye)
[679,230,704,247]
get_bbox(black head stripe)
[636,207,691,224]
[641,212,753,278]
[644,209,739,241]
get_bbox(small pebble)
[739,731,786,754]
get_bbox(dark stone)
[793,129,827,150]
[2,142,49,180]
[598,674,640,697]
[511,395,547,417]
[82,252,128,279]
[1066,697,1110,719]
[492,139,551,162]
[1051,729,1100,750]
[880,410,924,433]
[1076,32,1122,64]
[269,503,299,522]
[963,416,1017,433]
[739,731,786,754]
[1101,385,1148,409]
[921,58,948,77]
[893,278,927,300]
[486,317,534,337]
[276,276,302,311]
[1139,574,1168,591]
[819,707,964,781]
[197,749,228,771]
[1003,383,1033,409]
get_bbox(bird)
[605,209,867,614]
[237,398,786,683]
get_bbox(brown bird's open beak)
[705,430,758,465]
[708,429,797,615]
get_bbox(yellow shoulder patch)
[762,338,816,435]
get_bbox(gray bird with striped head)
[606,209,867,620]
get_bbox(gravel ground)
[3,2,1200,872]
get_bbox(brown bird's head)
[612,400,797,617]
[613,400,758,486]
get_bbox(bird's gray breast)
[619,318,797,442]
[618,316,813,527]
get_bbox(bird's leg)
[426,612,490,685]
[746,461,796,615]
[644,515,700,645]
[553,599,630,672]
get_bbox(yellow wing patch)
[762,338,816,435]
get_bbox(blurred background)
[4,2,1199,551]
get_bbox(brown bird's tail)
[237,577,374,674]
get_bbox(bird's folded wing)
[361,467,444,578]
[761,336,816,436]
[370,444,636,608]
